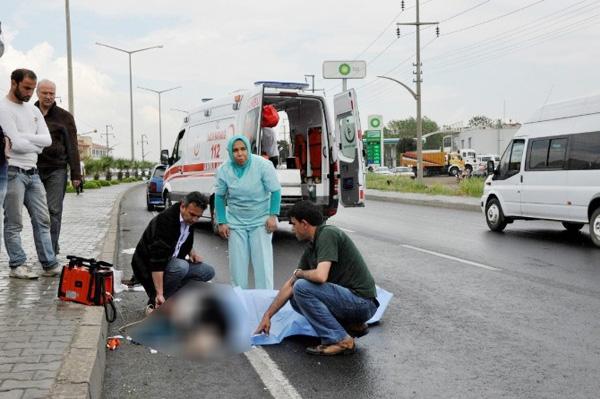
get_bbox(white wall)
[454,125,520,155]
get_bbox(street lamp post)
[64,0,74,115]
[95,42,163,161]
[376,75,424,183]
[138,86,181,152]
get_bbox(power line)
[426,0,598,65]
[430,11,600,74]
[442,0,546,37]
[425,0,590,62]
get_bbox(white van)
[160,81,366,229]
[481,95,600,247]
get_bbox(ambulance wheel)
[165,192,173,208]
[562,222,583,233]
[485,198,507,232]
[590,208,600,247]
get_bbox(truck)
[160,81,366,231]
[400,150,464,176]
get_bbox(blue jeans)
[163,258,215,300]
[3,168,57,269]
[0,162,7,250]
[290,280,378,344]
[39,168,68,254]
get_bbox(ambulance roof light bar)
[254,81,310,91]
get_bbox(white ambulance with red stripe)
[160,81,365,229]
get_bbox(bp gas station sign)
[322,61,367,79]
[365,115,383,165]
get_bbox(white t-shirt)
[261,127,279,158]
[0,96,51,169]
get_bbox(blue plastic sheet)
[235,286,393,346]
[128,284,393,357]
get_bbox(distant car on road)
[146,164,166,211]
[391,166,416,179]
[372,166,394,175]
[474,154,500,176]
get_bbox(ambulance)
[160,81,365,230]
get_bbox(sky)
[1,0,599,160]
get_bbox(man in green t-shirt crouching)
[255,200,379,356]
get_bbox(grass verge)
[366,174,484,197]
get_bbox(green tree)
[397,137,416,154]
[383,116,439,138]
[468,115,493,127]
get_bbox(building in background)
[451,122,521,155]
[77,136,110,159]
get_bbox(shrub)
[458,177,485,197]
[83,181,101,189]
[98,180,111,187]
[110,180,120,185]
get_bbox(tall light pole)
[95,42,163,161]
[64,0,74,115]
[138,86,181,152]
[396,0,438,183]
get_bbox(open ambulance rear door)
[334,89,365,207]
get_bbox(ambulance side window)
[172,129,185,163]
[243,108,259,153]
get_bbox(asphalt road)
[104,184,600,398]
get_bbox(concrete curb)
[366,192,481,213]
[50,183,142,399]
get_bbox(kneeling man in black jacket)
[132,192,215,313]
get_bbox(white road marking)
[338,227,355,233]
[121,248,136,255]
[402,244,500,271]
[244,346,302,399]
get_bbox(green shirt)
[299,224,376,298]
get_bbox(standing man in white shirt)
[0,69,58,279]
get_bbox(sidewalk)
[366,189,481,212]
[0,182,140,399]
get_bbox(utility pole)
[396,0,438,183]
[101,125,114,156]
[304,74,325,94]
[139,134,149,162]
[65,0,74,115]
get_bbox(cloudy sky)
[1,0,599,160]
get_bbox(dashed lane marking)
[402,244,500,271]
[244,346,303,399]
[338,227,355,233]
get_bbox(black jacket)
[131,204,194,281]
[0,125,5,165]
[34,101,81,180]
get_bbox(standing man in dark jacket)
[132,192,215,314]
[35,79,81,255]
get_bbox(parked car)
[372,166,394,175]
[146,164,166,211]
[391,166,416,179]
[474,154,500,176]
